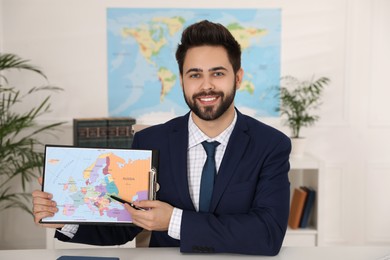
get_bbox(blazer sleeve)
[55,225,142,246]
[180,135,291,255]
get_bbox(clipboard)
[40,145,159,225]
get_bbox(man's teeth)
[200,97,216,102]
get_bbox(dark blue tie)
[199,141,220,212]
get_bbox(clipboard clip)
[149,167,159,200]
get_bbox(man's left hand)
[125,200,173,231]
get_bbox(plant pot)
[290,138,307,158]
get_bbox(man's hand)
[125,200,173,231]
[32,177,64,229]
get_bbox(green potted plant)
[276,75,330,157]
[0,53,64,215]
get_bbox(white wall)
[0,0,389,249]
[0,1,3,52]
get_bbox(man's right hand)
[32,177,64,229]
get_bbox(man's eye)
[189,74,200,78]
[214,72,224,77]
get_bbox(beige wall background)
[0,0,389,249]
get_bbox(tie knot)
[201,141,220,157]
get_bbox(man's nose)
[200,77,215,91]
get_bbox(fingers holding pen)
[125,200,173,231]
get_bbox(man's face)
[181,46,242,121]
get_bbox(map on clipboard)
[40,145,158,225]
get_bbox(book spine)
[288,188,308,229]
[107,119,136,149]
[299,187,316,228]
[73,119,109,148]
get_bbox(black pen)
[109,195,147,211]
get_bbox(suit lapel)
[168,113,195,210]
[210,111,250,212]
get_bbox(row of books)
[73,117,136,148]
[288,186,316,229]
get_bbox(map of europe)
[42,146,153,223]
[107,8,281,124]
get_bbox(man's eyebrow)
[209,66,228,72]
[185,68,202,75]
[184,66,228,75]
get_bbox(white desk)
[0,247,389,260]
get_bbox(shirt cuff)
[168,207,182,240]
[57,224,79,239]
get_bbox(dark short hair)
[175,20,241,75]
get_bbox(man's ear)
[235,68,244,90]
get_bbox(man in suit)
[32,20,291,255]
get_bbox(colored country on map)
[63,204,76,216]
[83,153,150,202]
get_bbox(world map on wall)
[107,9,281,123]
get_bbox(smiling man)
[32,20,291,255]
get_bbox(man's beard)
[183,82,236,121]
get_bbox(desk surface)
[0,247,389,260]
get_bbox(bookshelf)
[73,117,136,148]
[283,154,323,247]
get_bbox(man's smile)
[198,95,219,104]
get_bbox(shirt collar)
[188,111,237,149]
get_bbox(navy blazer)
[56,109,291,255]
